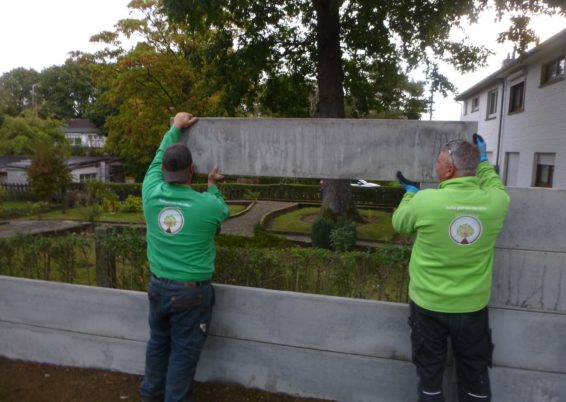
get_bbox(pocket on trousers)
[171,294,203,310]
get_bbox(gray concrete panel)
[0,276,148,340]
[182,118,477,181]
[197,336,418,402]
[490,307,566,373]
[0,322,146,374]
[212,284,412,361]
[2,276,566,401]
[492,248,566,312]
[491,367,566,402]
[496,187,566,253]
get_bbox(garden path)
[221,200,294,236]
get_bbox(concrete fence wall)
[183,118,477,181]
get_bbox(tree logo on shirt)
[449,215,482,245]
[158,207,184,234]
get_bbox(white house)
[456,28,566,188]
[3,156,123,184]
[65,119,106,148]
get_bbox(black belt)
[151,273,211,288]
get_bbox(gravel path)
[221,200,295,236]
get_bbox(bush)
[311,218,335,250]
[330,217,357,252]
[121,195,143,212]
[77,203,103,223]
[102,192,121,213]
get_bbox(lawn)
[268,206,395,241]
[22,204,247,224]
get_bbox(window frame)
[471,96,480,112]
[540,55,565,86]
[508,80,525,114]
[486,88,498,120]
[533,153,555,188]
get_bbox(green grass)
[2,200,34,209]
[269,206,395,241]
[22,204,246,224]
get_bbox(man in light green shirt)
[140,112,229,402]
[393,134,509,402]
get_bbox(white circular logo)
[158,207,184,234]
[449,215,482,245]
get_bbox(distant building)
[2,156,124,184]
[0,156,28,184]
[456,28,566,188]
[65,119,106,148]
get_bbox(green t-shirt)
[392,161,510,313]
[142,126,230,282]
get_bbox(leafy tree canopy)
[0,115,67,155]
[27,144,72,202]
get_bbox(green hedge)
[0,230,410,303]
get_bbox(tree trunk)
[315,0,360,221]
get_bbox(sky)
[1,1,565,121]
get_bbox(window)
[463,101,468,116]
[486,89,498,119]
[508,81,525,114]
[541,56,565,85]
[68,135,82,146]
[79,173,97,183]
[471,97,479,112]
[533,153,555,188]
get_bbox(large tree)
[161,0,565,218]
[0,115,67,155]
[0,68,40,117]
[74,0,230,179]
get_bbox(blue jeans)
[140,275,214,402]
[409,301,493,402]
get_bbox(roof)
[65,119,100,134]
[455,28,566,101]
[5,156,121,171]
[0,156,27,169]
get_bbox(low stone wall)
[0,276,564,402]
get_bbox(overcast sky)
[1,1,565,120]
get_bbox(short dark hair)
[162,143,193,183]
[442,140,479,176]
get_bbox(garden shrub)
[330,217,357,252]
[121,195,143,213]
[311,218,335,250]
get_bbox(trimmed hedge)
[5,181,403,207]
[0,231,411,303]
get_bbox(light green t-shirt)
[142,126,230,282]
[392,161,510,313]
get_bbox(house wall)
[460,49,566,188]
[5,169,28,184]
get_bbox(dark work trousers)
[408,301,493,402]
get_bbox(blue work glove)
[473,133,488,162]
[396,171,420,193]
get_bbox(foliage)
[27,145,72,202]
[0,68,40,117]
[330,217,357,252]
[0,234,91,284]
[74,0,228,180]
[0,115,67,155]
[38,61,100,121]
[120,195,143,213]
[76,203,104,223]
[311,218,335,250]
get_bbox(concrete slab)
[492,248,566,312]
[182,118,477,181]
[0,220,90,238]
[496,187,566,253]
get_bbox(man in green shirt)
[393,134,510,402]
[140,112,230,402]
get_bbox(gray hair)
[441,140,479,176]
